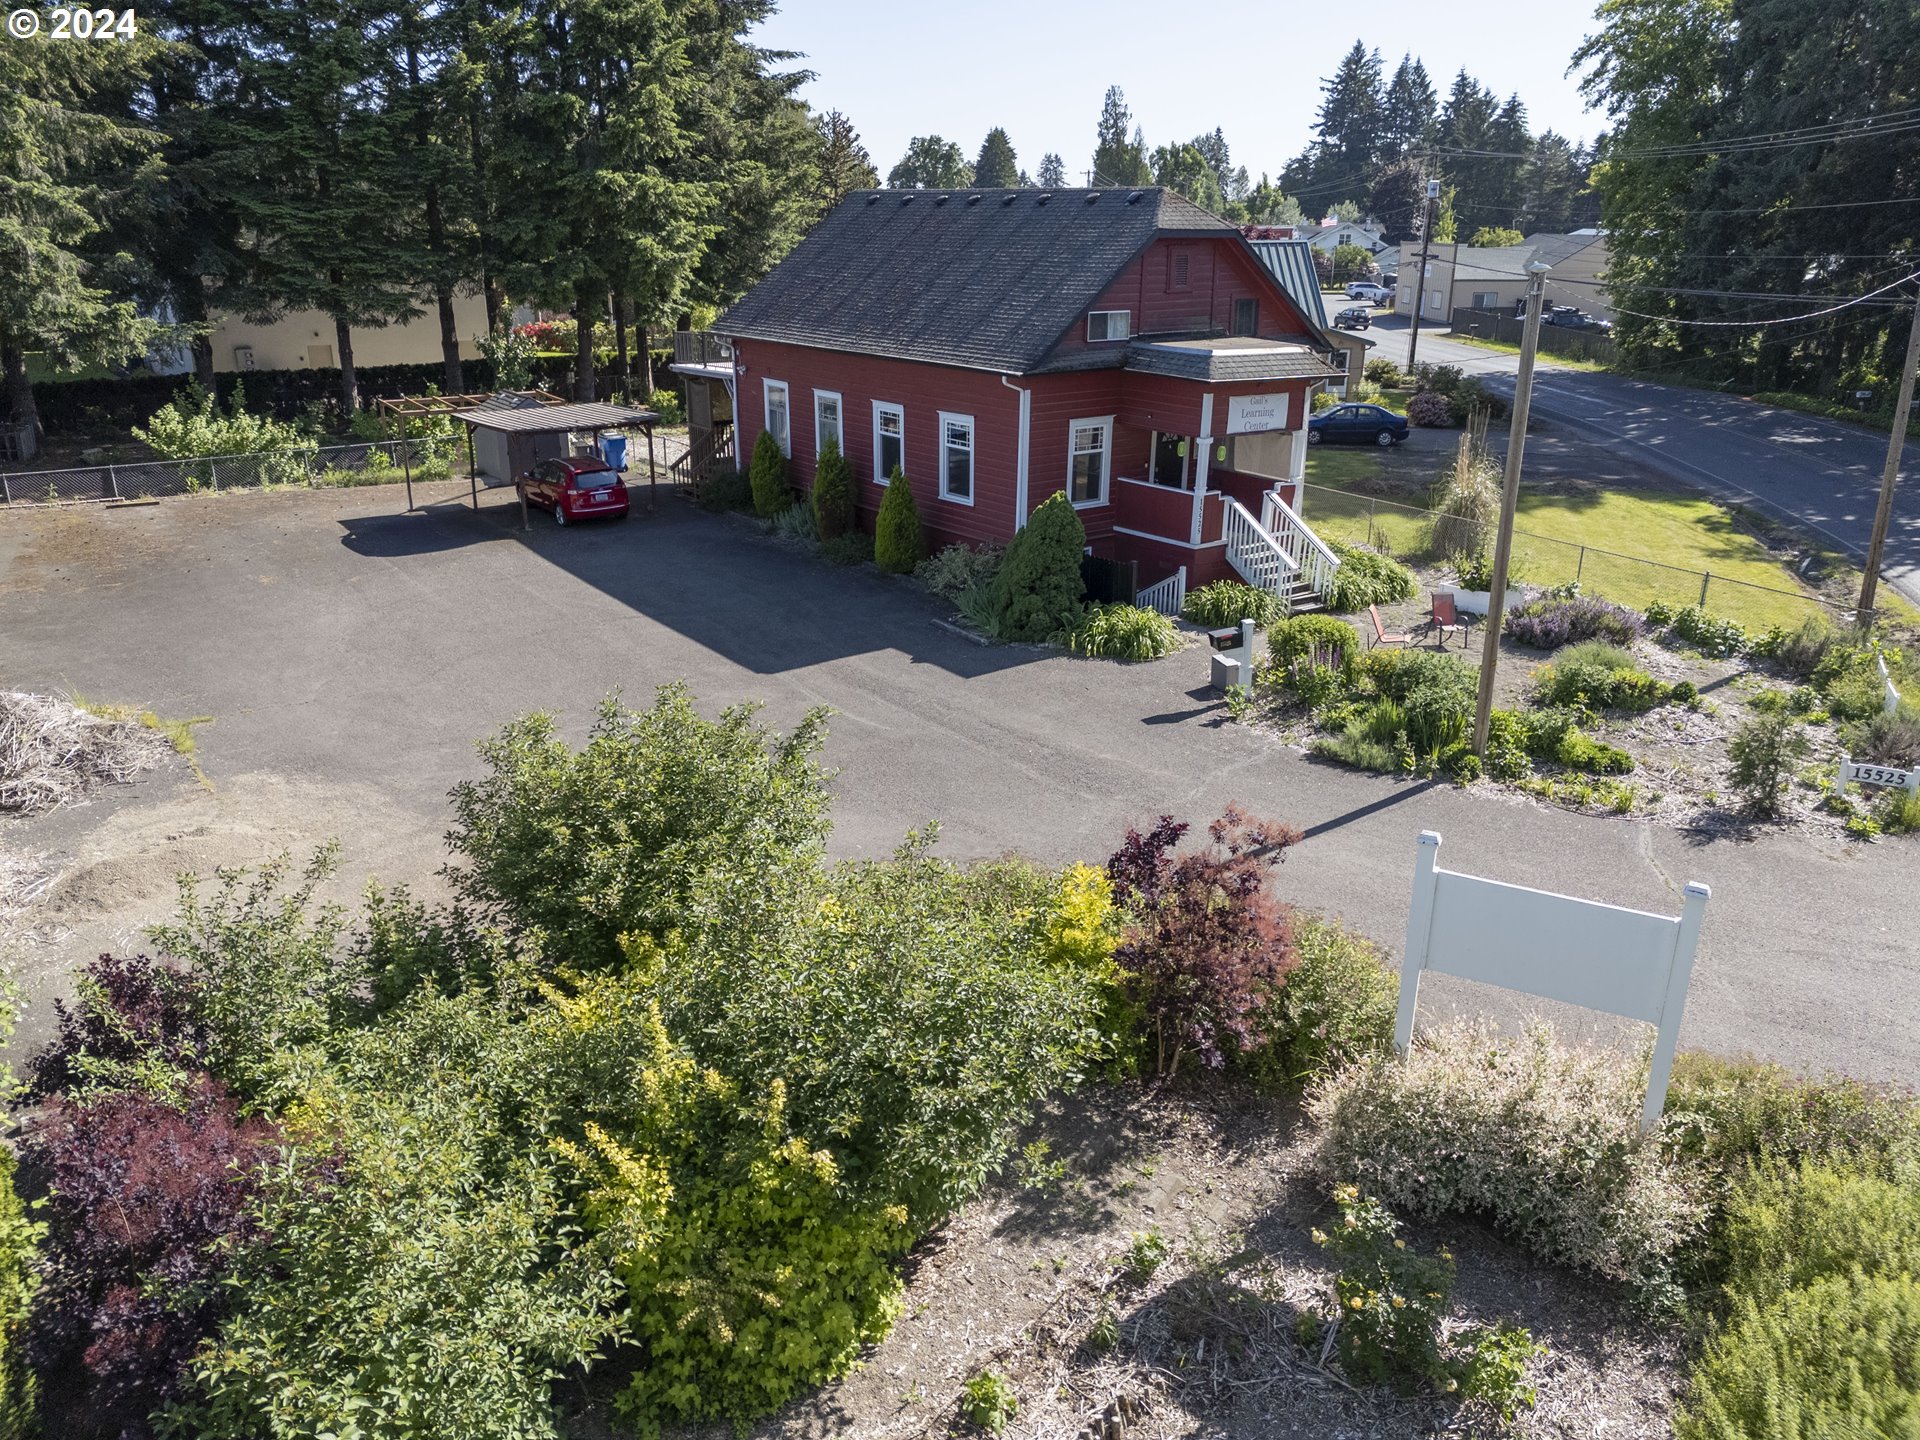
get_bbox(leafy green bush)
[173,992,622,1440]
[770,500,818,542]
[1716,1163,1920,1309]
[696,466,752,512]
[134,380,309,478]
[1364,357,1405,387]
[987,492,1086,641]
[960,1369,1018,1434]
[1326,542,1416,612]
[1533,641,1675,713]
[1849,705,1920,768]
[1762,612,1845,679]
[1269,614,1361,669]
[818,531,873,566]
[748,429,790,516]
[447,687,832,969]
[1675,1272,1920,1440]
[1880,786,1920,834]
[1663,1053,1920,1185]
[1555,729,1636,775]
[1645,601,1749,659]
[1727,711,1810,816]
[1310,1023,1704,1299]
[1063,604,1181,660]
[1183,579,1284,629]
[916,541,1003,600]
[811,433,857,539]
[1244,915,1396,1086]
[0,1142,37,1434]
[1313,1186,1543,1419]
[873,467,923,573]
[647,386,685,425]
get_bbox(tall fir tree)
[812,111,878,206]
[1151,143,1224,213]
[1519,131,1582,234]
[1482,94,1533,227]
[1036,152,1066,188]
[1368,157,1428,243]
[1380,55,1438,162]
[0,28,164,447]
[1311,42,1386,187]
[1091,86,1151,185]
[972,128,1020,187]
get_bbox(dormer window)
[1087,310,1131,343]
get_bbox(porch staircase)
[1220,489,1342,616]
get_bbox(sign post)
[1395,831,1710,1134]
[1836,757,1920,797]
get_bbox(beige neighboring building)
[204,289,492,373]
[1394,231,1611,325]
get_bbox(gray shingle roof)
[458,401,657,433]
[715,187,1240,374]
[1123,338,1341,383]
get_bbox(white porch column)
[1188,392,1215,546]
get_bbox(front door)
[1151,432,1188,489]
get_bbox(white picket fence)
[1135,565,1187,617]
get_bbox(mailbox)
[1208,627,1242,652]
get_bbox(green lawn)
[1301,448,1849,630]
[1443,334,1612,374]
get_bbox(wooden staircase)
[1222,489,1341,615]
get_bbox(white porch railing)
[1135,565,1187,617]
[1223,498,1299,600]
[1261,487,1342,602]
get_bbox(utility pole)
[1472,262,1551,756]
[1405,175,1441,375]
[1857,282,1920,625]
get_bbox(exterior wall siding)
[732,340,1034,551]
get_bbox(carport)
[451,398,662,517]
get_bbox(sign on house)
[1394,831,1710,1134]
[1225,394,1289,435]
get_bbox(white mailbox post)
[1394,831,1710,1134]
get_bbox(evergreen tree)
[1481,95,1532,226]
[1438,70,1498,233]
[811,434,856,539]
[1309,42,1386,187]
[1091,87,1152,185]
[813,111,878,207]
[1192,128,1237,201]
[887,135,971,189]
[1380,55,1438,161]
[1243,176,1305,227]
[1468,226,1524,247]
[973,128,1020,187]
[1036,152,1066,188]
[989,492,1086,642]
[874,467,923,572]
[0,29,164,447]
[1369,157,1428,243]
[1518,131,1582,233]
[750,428,790,516]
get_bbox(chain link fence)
[0,439,457,506]
[1300,482,1842,631]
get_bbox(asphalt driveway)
[3,483,1917,1081]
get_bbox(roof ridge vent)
[1127,190,1144,204]
[935,192,950,204]
[966,193,983,205]
[1036,191,1053,205]
[1085,191,1099,203]
[865,193,880,204]
[1001,193,1018,205]
[899,193,914,204]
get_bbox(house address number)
[1839,758,1919,794]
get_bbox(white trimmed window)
[813,390,842,456]
[873,400,903,485]
[1086,310,1131,343]
[1067,417,1112,506]
[763,379,790,457]
[938,412,974,504]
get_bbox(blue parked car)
[1308,402,1410,448]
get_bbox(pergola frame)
[372,390,567,510]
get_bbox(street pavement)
[1369,314,1920,610]
[3,487,1917,1083]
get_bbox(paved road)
[1372,316,1920,610]
[3,486,1916,1083]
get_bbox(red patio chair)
[1429,591,1466,648]
[1368,604,1412,650]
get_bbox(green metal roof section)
[1246,240,1329,329]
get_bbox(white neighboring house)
[1299,219,1395,268]
[1394,231,1613,324]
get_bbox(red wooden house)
[673,186,1346,611]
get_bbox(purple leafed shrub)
[1504,594,1645,650]
[1406,391,1453,427]
[27,952,209,1101]
[22,1077,279,1437]
[1106,805,1303,1076]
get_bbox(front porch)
[1097,339,1342,612]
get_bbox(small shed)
[457,397,661,487]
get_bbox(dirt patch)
[683,1085,1681,1440]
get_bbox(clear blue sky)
[752,0,1606,199]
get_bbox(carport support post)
[466,425,478,511]
[1471,263,1550,755]
[646,425,658,512]
[1858,285,1920,624]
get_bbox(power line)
[1578,271,1920,329]
[1431,106,1920,162]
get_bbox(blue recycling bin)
[598,433,628,471]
